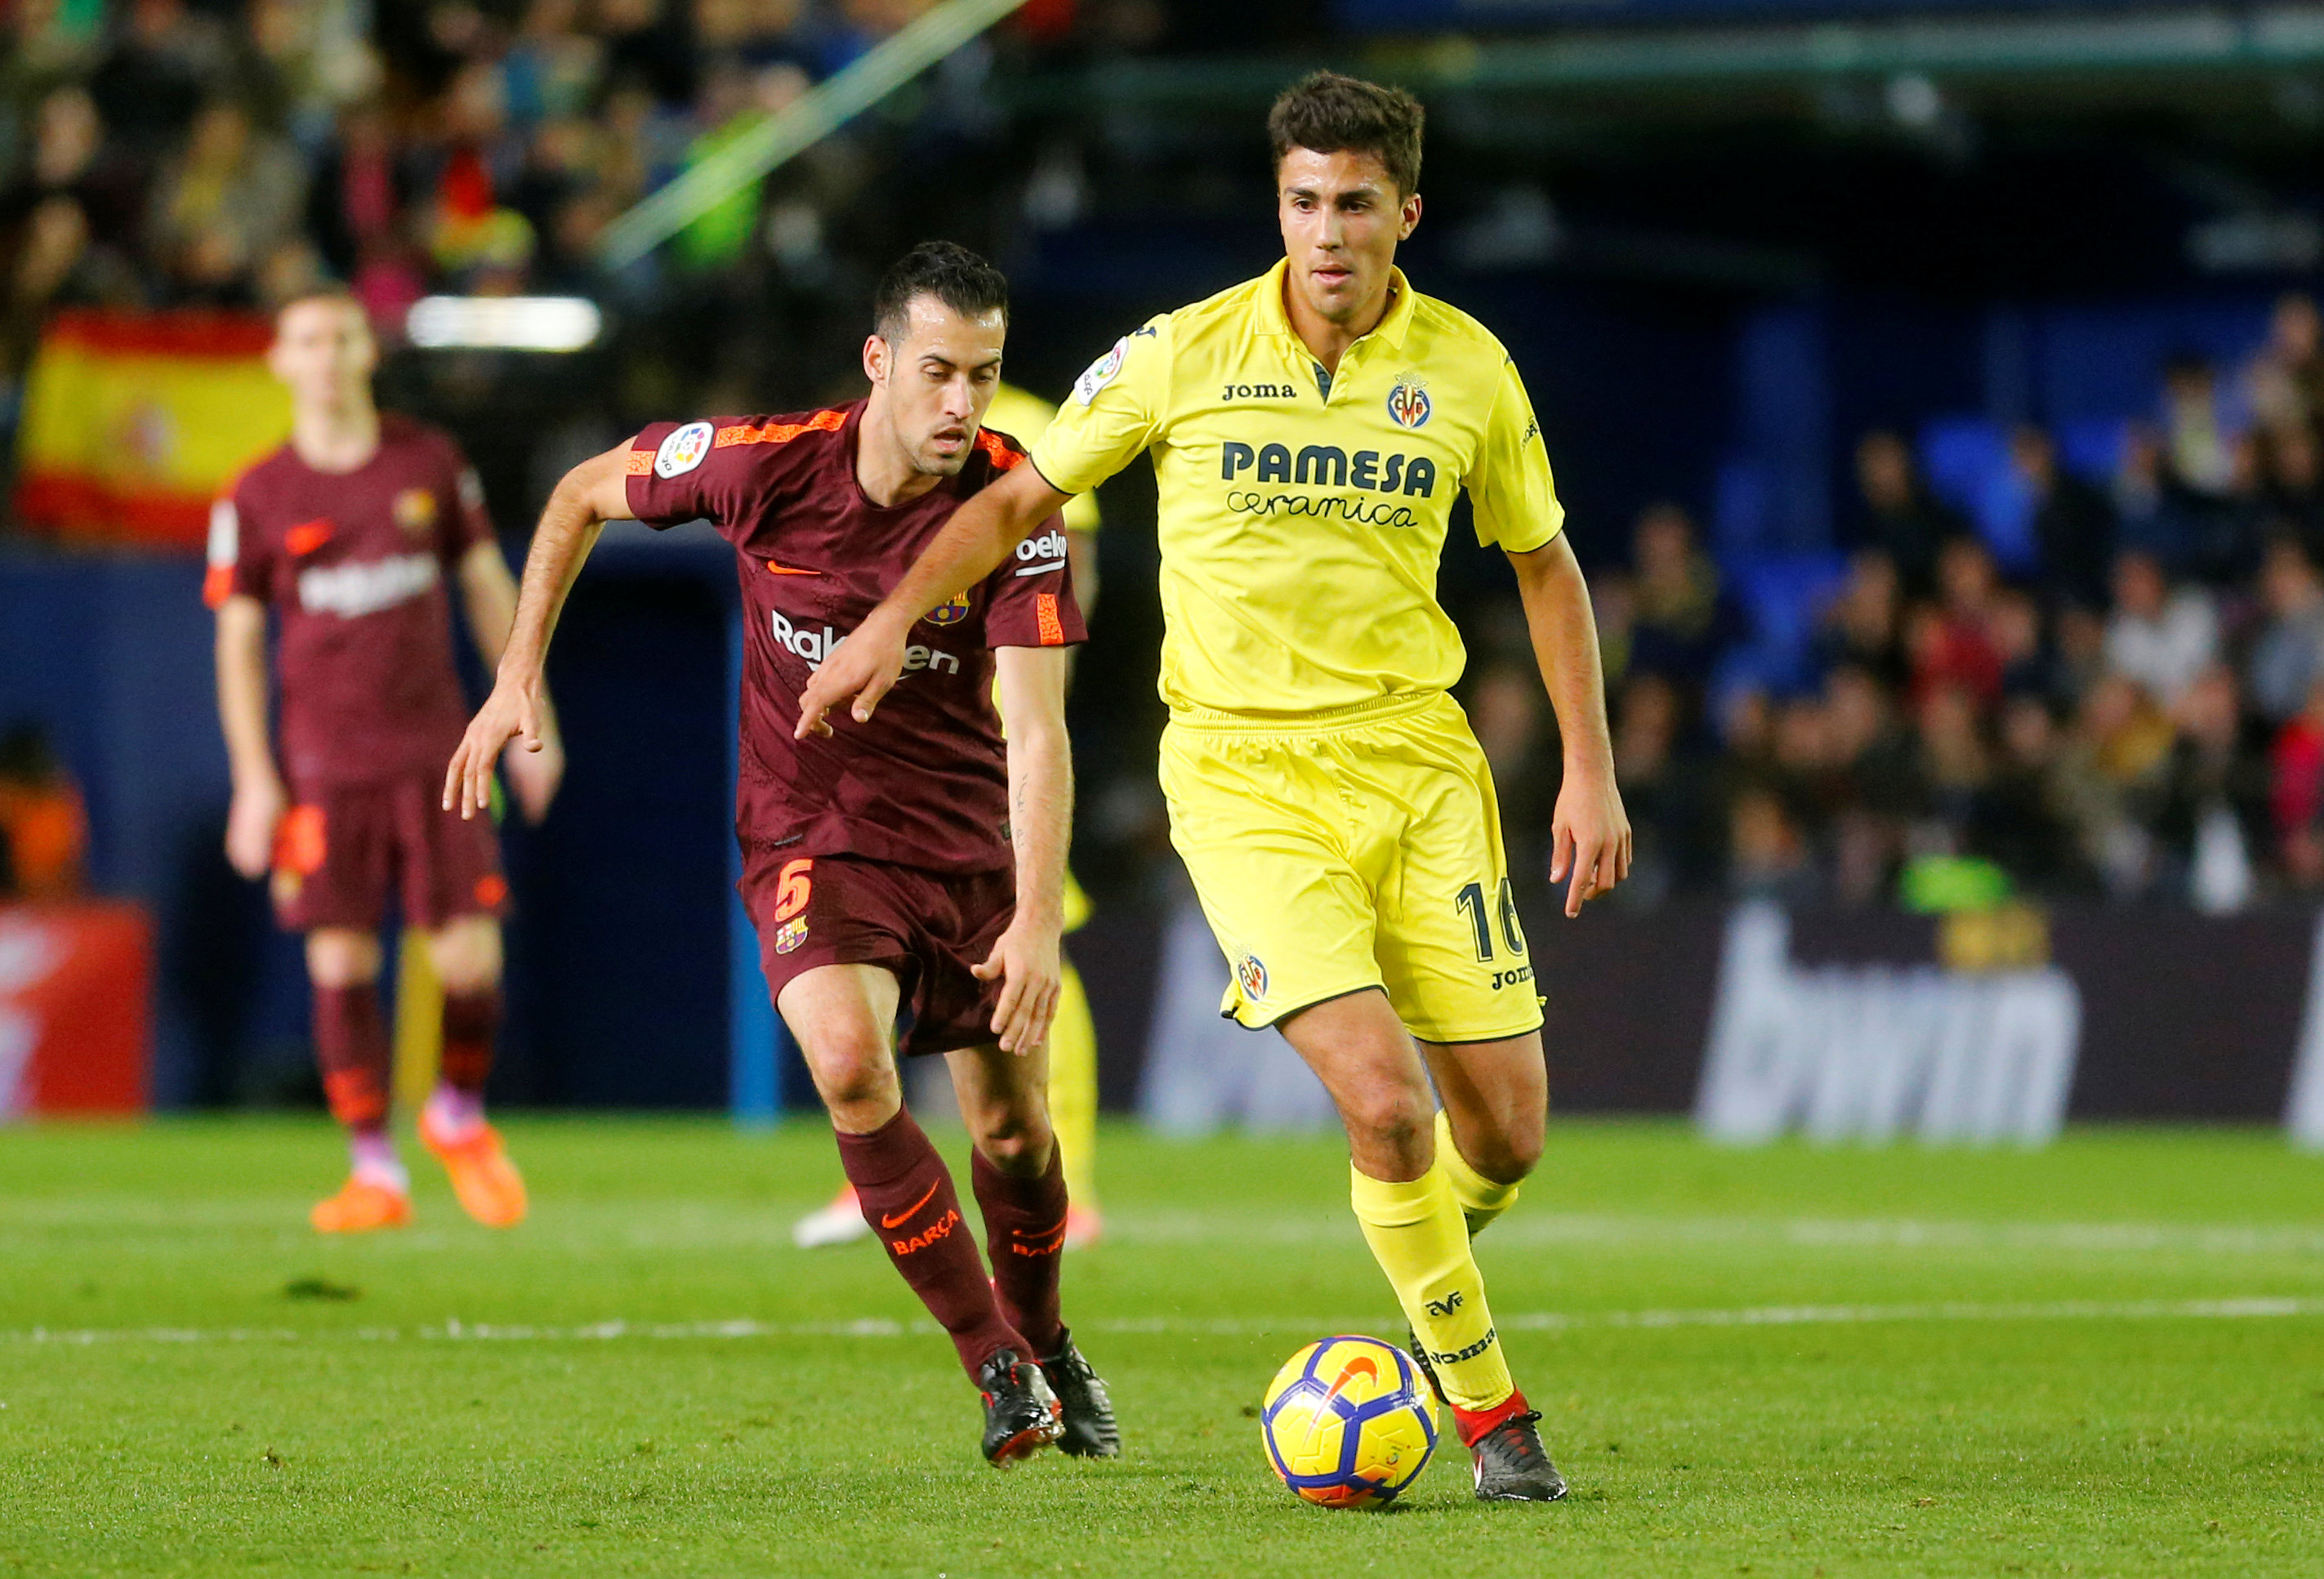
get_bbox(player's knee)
[803,1033,900,1123]
[305,930,381,988]
[1338,1080,1434,1157]
[427,921,502,995]
[1464,1118,1542,1184]
[970,1101,1054,1175]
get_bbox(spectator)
[1822,662,1916,903]
[88,0,242,158]
[1812,549,1907,689]
[1622,502,1746,699]
[145,98,306,303]
[1911,683,1989,853]
[1612,673,1717,907]
[2012,423,2115,609]
[2159,351,2239,499]
[1972,694,2082,890]
[2112,422,2201,573]
[2271,677,2324,887]
[1907,537,2005,710]
[1854,429,1966,594]
[2054,672,2175,895]
[2241,291,2324,441]
[2247,538,2324,725]
[2153,664,2264,911]
[2253,419,2324,554]
[2103,550,2219,707]
[1728,784,1815,903]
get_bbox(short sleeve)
[1467,355,1563,553]
[625,414,824,537]
[204,486,269,608]
[445,449,495,559]
[1028,317,1172,497]
[981,510,1088,651]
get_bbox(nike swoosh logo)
[880,1181,942,1229]
[1013,1216,1068,1241]
[764,559,819,576]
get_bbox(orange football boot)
[420,1113,529,1228]
[310,1175,412,1233]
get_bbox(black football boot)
[1469,1410,1568,1502]
[976,1349,1064,1465]
[1037,1329,1121,1458]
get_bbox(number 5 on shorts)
[774,858,814,921]
[1455,877,1524,962]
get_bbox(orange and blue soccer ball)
[1260,1335,1439,1509]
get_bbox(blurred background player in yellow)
[792,377,1106,1251]
[208,293,561,1233]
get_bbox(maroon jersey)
[207,416,494,789]
[624,399,1086,874]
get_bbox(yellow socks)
[1049,958,1100,1210]
[1434,1109,1519,1238]
[1348,1158,1514,1412]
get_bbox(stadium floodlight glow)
[405,296,603,352]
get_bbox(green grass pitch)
[2,1117,2319,1577]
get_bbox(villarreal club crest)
[1386,375,1431,430]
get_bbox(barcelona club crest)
[1386,376,1431,430]
[773,917,810,954]
[1237,953,1269,1001]
[923,591,971,627]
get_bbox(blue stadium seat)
[2055,415,2129,485]
[1715,551,1849,696]
[1918,415,2037,574]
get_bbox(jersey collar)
[1252,258,1416,353]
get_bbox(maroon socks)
[836,1107,1028,1377]
[438,987,500,1095]
[970,1144,1068,1358]
[312,984,390,1132]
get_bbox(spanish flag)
[14,310,290,548]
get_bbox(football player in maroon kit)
[446,243,1116,1466]
[210,292,560,1234]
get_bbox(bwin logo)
[1220,441,1437,497]
[1425,1291,1465,1318]
[771,609,958,676]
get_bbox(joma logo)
[1222,381,1296,400]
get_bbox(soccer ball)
[1260,1335,1439,1509]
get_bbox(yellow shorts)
[1158,691,1544,1044]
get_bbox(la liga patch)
[654,421,716,478]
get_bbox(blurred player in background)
[801,75,1630,1502]
[448,243,1118,1466]
[790,377,1107,1251]
[209,292,559,1233]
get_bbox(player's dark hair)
[872,242,1009,343]
[1268,71,1424,197]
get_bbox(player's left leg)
[415,915,527,1228]
[947,1039,1120,1459]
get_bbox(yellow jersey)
[1030,260,1562,720]
[984,382,1100,535]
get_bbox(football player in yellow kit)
[800,74,1628,1502]
[792,380,1108,1250]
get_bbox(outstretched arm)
[795,461,1069,738]
[444,444,633,818]
[456,539,564,823]
[214,592,283,880]
[1509,533,1631,917]
[975,643,1075,1055]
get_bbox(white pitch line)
[2,1296,2317,1349]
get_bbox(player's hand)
[1549,761,1632,918]
[224,777,286,881]
[446,676,545,820]
[796,609,910,739]
[502,721,564,824]
[973,914,1062,1056]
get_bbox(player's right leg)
[776,961,1060,1463]
[1276,992,1564,1503]
[303,926,409,1233]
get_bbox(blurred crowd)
[1472,292,2324,912]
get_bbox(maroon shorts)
[271,773,506,933]
[741,849,1015,1057]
